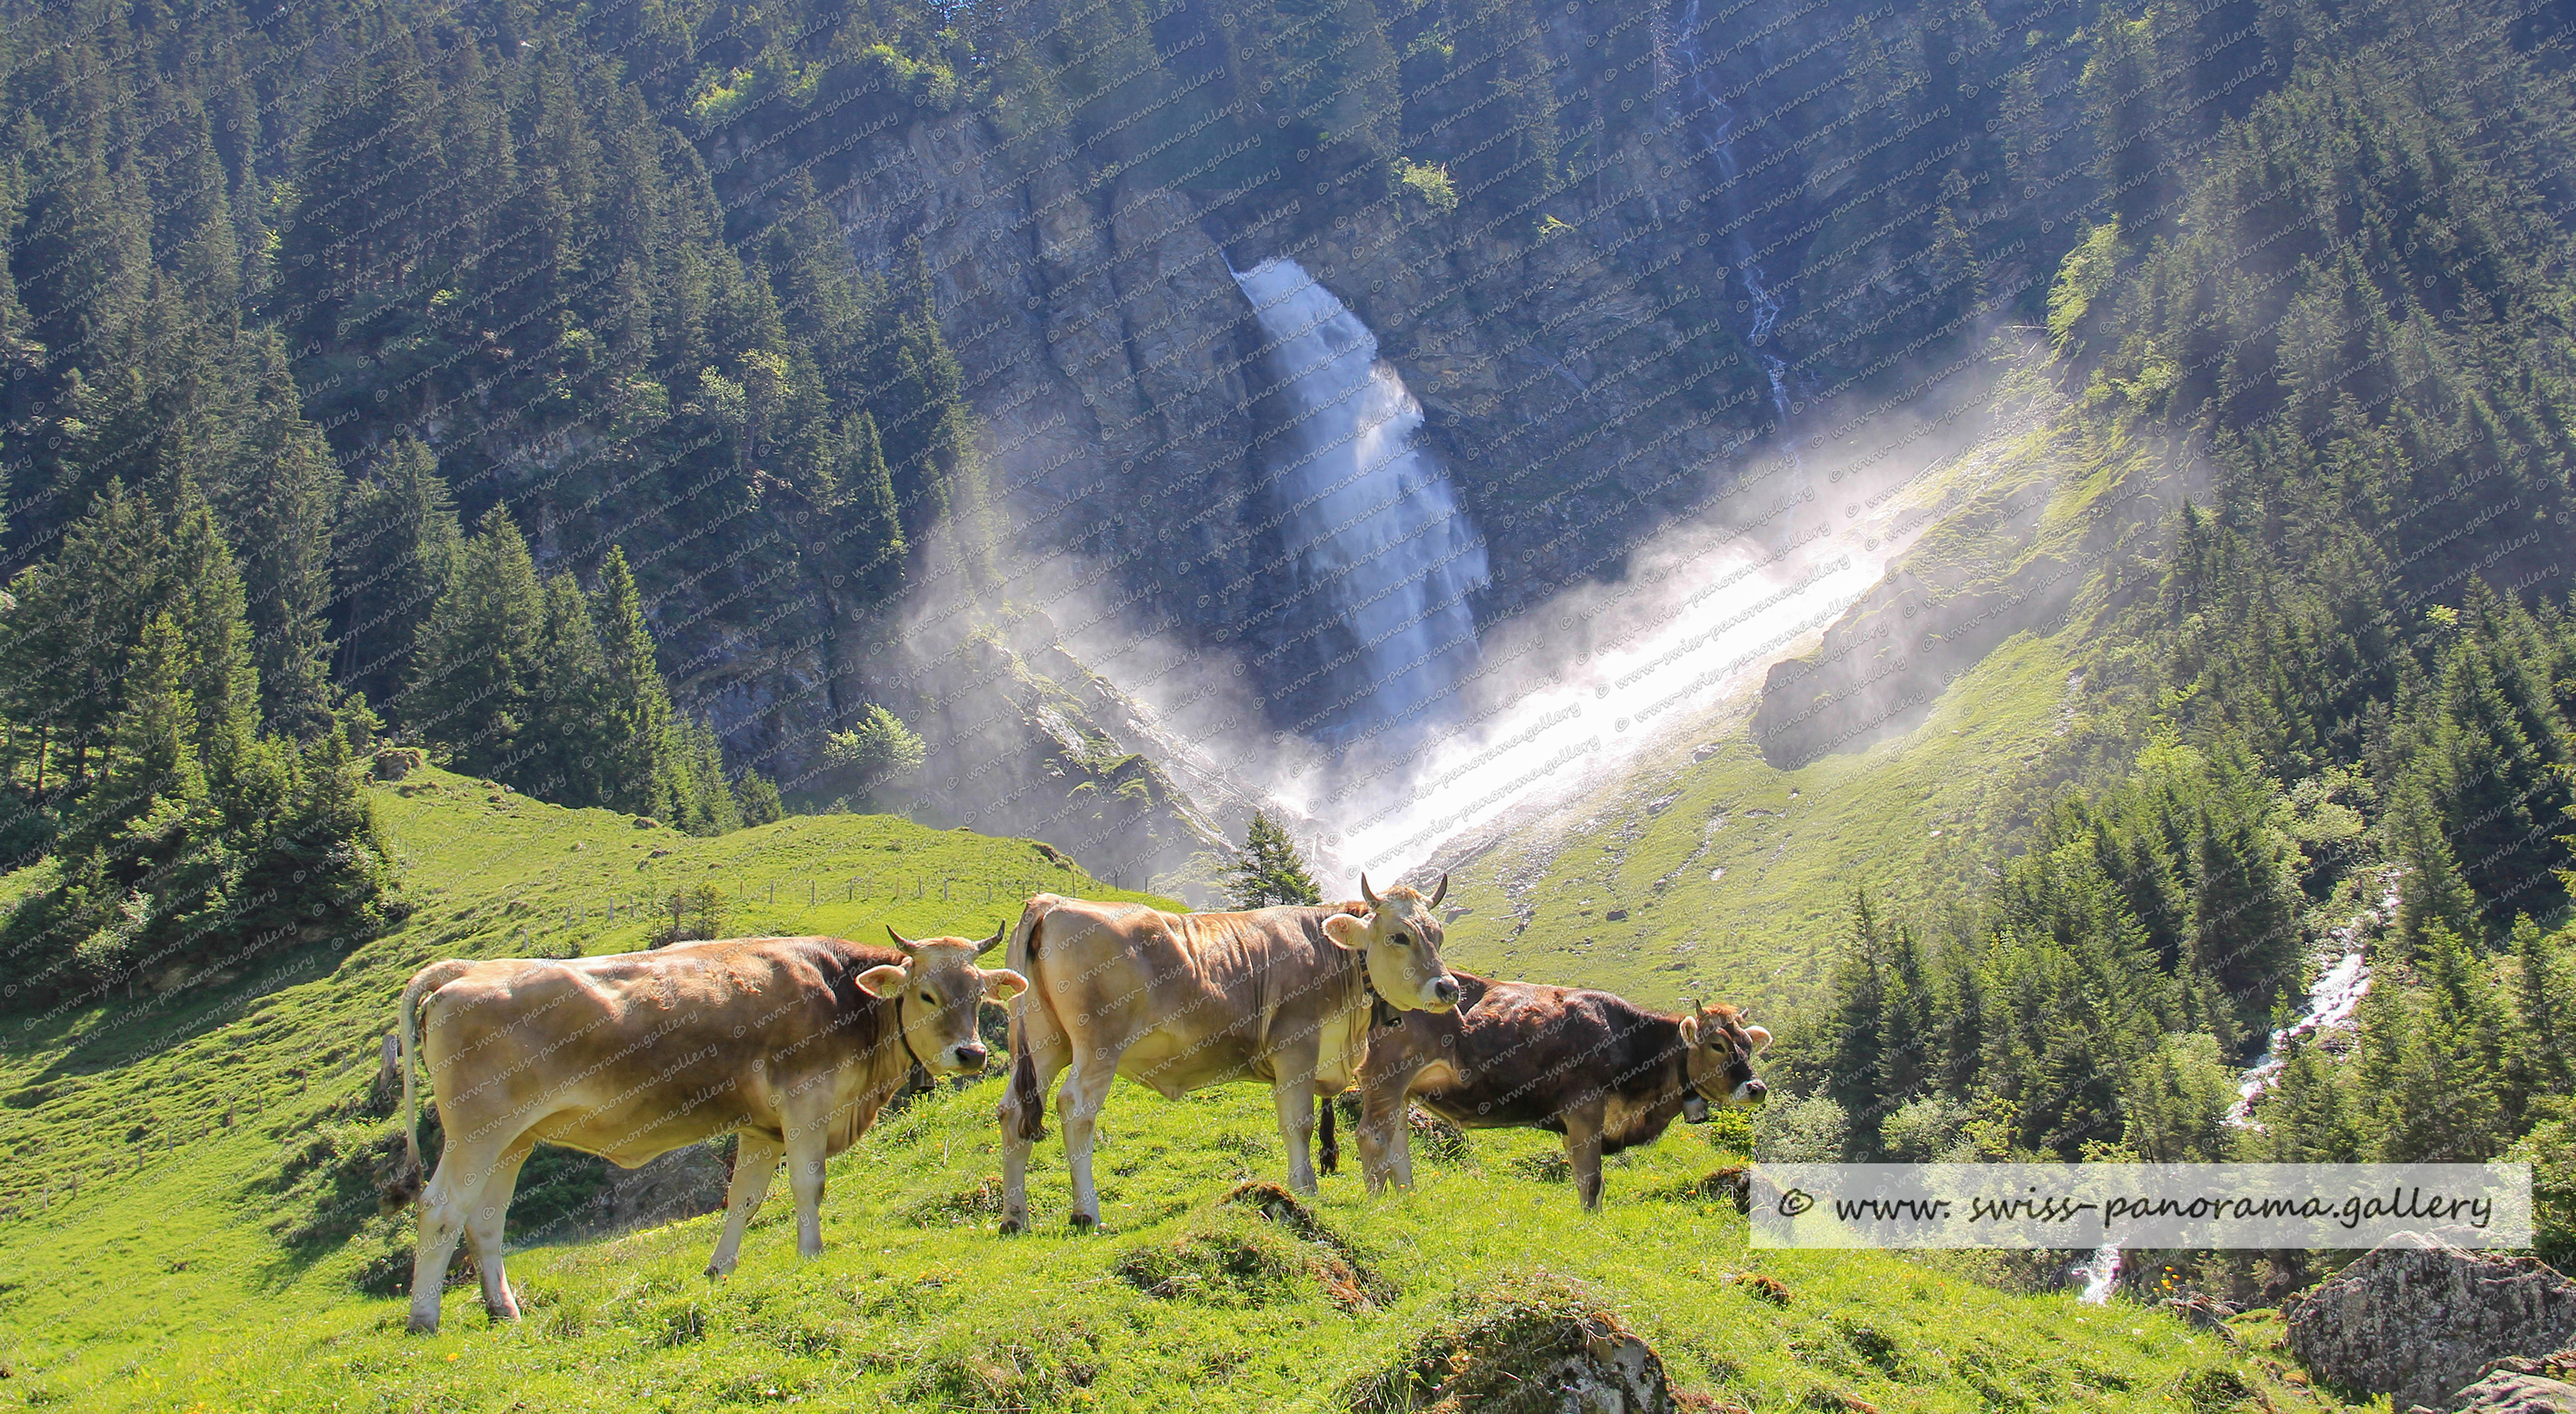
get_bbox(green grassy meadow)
[0,766,2333,1411]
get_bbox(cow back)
[418,936,906,1166]
[1024,899,1373,1092]
[1373,973,1691,1149]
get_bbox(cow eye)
[920,990,936,1004]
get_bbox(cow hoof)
[1068,1213,1097,1231]
[998,1218,1023,1236]
[405,1317,439,1336]
[703,1264,728,1280]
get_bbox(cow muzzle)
[1428,975,1462,1010]
[1731,1079,1768,1109]
[950,1043,991,1073]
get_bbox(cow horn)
[886,924,919,955]
[976,924,1005,957]
[1359,873,1381,909]
[1429,872,1449,907]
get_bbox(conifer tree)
[164,484,260,766]
[406,507,546,778]
[333,439,461,711]
[1224,809,1322,909]
[593,546,674,816]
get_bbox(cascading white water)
[1230,258,1491,741]
[2227,878,2393,1126]
[1669,0,1805,450]
[2078,1243,2123,1304]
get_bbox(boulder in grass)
[371,746,425,780]
[2425,1371,2576,1414]
[2284,1234,2576,1410]
[2403,1351,2576,1414]
[1345,1272,1698,1413]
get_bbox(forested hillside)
[2,0,2576,1401]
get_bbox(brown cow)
[997,875,1461,1231]
[393,928,1025,1332]
[1354,972,1769,1210]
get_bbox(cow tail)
[1006,897,1055,1142]
[389,959,466,1207]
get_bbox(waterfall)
[1669,0,1806,451]
[1230,257,1490,742]
[2077,1243,2123,1304]
[2227,877,2393,1126]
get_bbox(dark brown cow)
[394,928,1023,1332]
[998,875,1461,1231]
[1354,972,1769,1210]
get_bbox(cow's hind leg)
[999,1038,1068,1234]
[705,1132,784,1278]
[1057,1057,1119,1230]
[782,1118,831,1260]
[407,1131,519,1333]
[464,1136,537,1322]
[1317,1087,1340,1176]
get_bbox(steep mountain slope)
[1424,398,2128,1016]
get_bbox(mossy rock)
[1345,1271,1693,1413]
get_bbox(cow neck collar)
[889,982,935,1074]
[1668,1036,1698,1110]
[1359,965,1401,1033]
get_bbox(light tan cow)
[392,929,1025,1333]
[997,875,1461,1231]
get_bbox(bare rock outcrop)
[2285,1236,2576,1409]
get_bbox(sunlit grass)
[0,768,2318,1411]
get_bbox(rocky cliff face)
[675,0,2126,865]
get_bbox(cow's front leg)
[1057,1058,1118,1229]
[1560,1111,1606,1213]
[705,1132,783,1278]
[1272,1064,1322,1193]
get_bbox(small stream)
[2081,878,2391,1301]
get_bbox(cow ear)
[856,962,911,998]
[1745,1024,1773,1054]
[1322,913,1369,951]
[981,968,1029,1002]
[1677,1014,1701,1046]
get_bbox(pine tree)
[835,411,906,597]
[164,484,260,766]
[333,439,460,711]
[592,546,675,816]
[2506,917,2574,1116]
[405,507,546,777]
[1224,809,1322,909]
[529,573,611,807]
[68,613,206,868]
